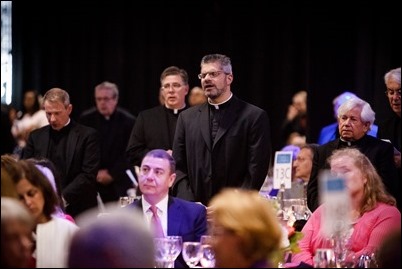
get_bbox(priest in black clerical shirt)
[307,97,399,212]
[22,88,100,217]
[79,81,136,203]
[126,66,190,167]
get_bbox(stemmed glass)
[154,236,182,268]
[200,235,216,268]
[182,241,202,268]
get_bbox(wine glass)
[182,241,202,268]
[200,235,215,268]
[154,237,182,268]
[314,248,336,268]
[165,236,183,261]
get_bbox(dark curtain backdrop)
[12,0,400,153]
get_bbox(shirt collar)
[208,93,233,109]
[142,194,169,214]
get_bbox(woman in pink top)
[290,148,401,267]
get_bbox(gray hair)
[384,67,401,85]
[337,97,375,128]
[95,81,119,100]
[201,54,232,74]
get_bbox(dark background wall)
[12,0,400,153]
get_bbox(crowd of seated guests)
[1,66,400,268]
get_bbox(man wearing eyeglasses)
[126,66,189,167]
[378,67,401,168]
[378,67,401,208]
[172,54,271,206]
[79,81,136,203]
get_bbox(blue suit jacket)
[129,196,207,268]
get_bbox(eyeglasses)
[95,96,114,102]
[161,83,183,91]
[385,89,401,97]
[198,71,228,80]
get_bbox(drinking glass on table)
[182,241,202,268]
[154,236,182,268]
[200,235,215,268]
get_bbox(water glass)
[182,241,202,268]
[154,237,182,268]
[200,235,215,268]
[314,248,336,268]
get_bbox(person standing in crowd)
[378,67,401,209]
[129,149,207,268]
[188,86,207,106]
[79,81,136,202]
[307,97,399,212]
[11,90,48,157]
[317,91,378,145]
[126,66,189,167]
[290,148,401,267]
[281,90,308,147]
[172,54,271,205]
[378,67,400,168]
[22,88,100,217]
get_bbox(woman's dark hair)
[27,157,65,212]
[17,160,58,218]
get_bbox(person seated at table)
[13,160,79,267]
[209,188,283,268]
[128,149,207,268]
[68,206,155,268]
[1,197,35,268]
[290,148,401,267]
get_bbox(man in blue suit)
[129,149,207,268]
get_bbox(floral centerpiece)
[263,194,304,267]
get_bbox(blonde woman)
[208,188,282,268]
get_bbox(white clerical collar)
[340,137,353,146]
[64,118,71,127]
[208,93,233,109]
[165,104,186,114]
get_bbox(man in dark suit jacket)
[128,149,207,268]
[377,67,401,208]
[126,66,189,167]
[308,97,399,212]
[22,88,100,217]
[79,81,136,202]
[172,54,271,206]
